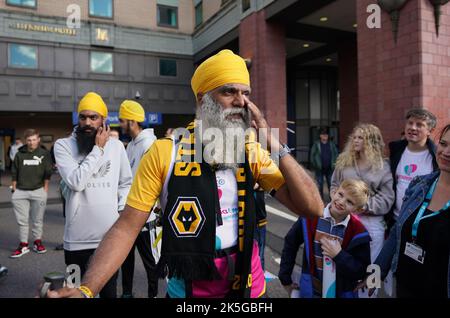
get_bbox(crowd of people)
[0,49,449,299]
[282,108,449,298]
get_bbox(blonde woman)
[331,124,395,263]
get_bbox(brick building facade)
[357,0,450,143]
[196,0,450,161]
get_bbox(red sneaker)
[33,240,47,254]
[10,242,30,258]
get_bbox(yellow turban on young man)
[191,49,250,97]
[119,100,146,123]
[78,92,108,118]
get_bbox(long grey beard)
[196,93,251,171]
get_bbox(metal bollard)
[0,265,8,281]
[39,272,66,298]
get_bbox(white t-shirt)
[394,148,433,218]
[215,169,239,250]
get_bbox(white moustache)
[222,108,246,118]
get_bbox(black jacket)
[254,190,267,227]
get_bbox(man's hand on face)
[95,123,110,149]
[245,98,268,129]
[245,98,282,151]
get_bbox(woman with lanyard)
[370,124,450,298]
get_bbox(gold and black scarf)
[157,121,256,298]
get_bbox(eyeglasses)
[79,114,99,121]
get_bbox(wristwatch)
[278,143,291,159]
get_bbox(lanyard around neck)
[411,178,450,241]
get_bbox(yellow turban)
[78,92,108,118]
[191,49,250,97]
[119,100,145,123]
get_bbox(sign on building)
[148,112,162,125]
[72,111,120,126]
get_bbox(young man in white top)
[387,108,438,228]
[53,92,133,298]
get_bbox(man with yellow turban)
[118,100,158,299]
[49,51,323,299]
[52,92,132,298]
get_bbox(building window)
[8,44,37,69]
[90,52,113,73]
[242,0,251,12]
[159,59,177,77]
[89,0,113,19]
[157,5,178,28]
[6,0,36,8]
[195,2,203,27]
